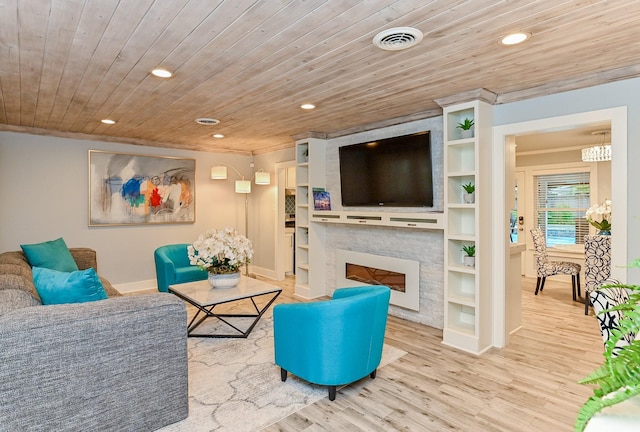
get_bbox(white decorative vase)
[463,192,475,204]
[208,271,241,289]
[463,256,475,267]
[461,128,474,139]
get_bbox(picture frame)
[313,189,331,210]
[88,150,196,226]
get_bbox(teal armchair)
[273,285,391,400]
[154,244,207,292]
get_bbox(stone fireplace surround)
[319,116,445,329]
[324,224,444,329]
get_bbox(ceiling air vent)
[373,27,423,51]
[195,118,220,125]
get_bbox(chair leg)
[585,290,590,315]
[539,277,546,292]
[280,368,288,382]
[576,273,581,297]
[535,277,542,295]
[370,369,377,379]
[328,386,336,401]
[571,276,577,301]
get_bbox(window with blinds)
[534,172,590,246]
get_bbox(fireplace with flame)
[336,250,419,311]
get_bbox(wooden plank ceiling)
[1,0,640,154]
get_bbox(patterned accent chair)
[530,228,582,300]
[589,285,633,355]
[584,235,612,315]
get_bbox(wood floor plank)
[263,275,603,431]
[136,274,604,431]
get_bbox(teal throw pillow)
[32,267,108,305]
[21,238,79,272]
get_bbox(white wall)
[0,132,292,289]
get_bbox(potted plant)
[585,199,612,235]
[188,227,253,288]
[575,266,640,431]
[461,244,475,267]
[457,118,475,139]
[462,182,475,204]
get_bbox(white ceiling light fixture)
[195,118,220,125]
[101,119,116,125]
[500,32,531,46]
[300,103,316,110]
[212,133,225,139]
[373,27,423,51]
[582,130,611,162]
[151,68,173,78]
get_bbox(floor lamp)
[211,164,271,275]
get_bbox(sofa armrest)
[0,294,188,431]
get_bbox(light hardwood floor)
[257,275,603,432]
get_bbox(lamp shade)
[211,166,227,179]
[255,171,270,185]
[235,180,251,193]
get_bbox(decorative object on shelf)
[301,148,308,162]
[187,227,253,286]
[582,130,611,162]
[585,199,612,235]
[208,271,241,289]
[462,182,475,204]
[462,244,475,267]
[312,188,331,210]
[576,265,640,432]
[210,164,270,274]
[456,118,475,139]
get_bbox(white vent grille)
[373,27,423,51]
[195,118,220,125]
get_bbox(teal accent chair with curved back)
[154,244,207,292]
[273,285,391,401]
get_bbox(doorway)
[274,160,296,280]
[492,107,628,347]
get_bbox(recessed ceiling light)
[212,134,224,139]
[500,32,531,45]
[101,119,116,125]
[300,103,316,110]
[151,68,173,78]
[195,118,220,125]
[373,27,423,51]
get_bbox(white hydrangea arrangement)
[188,227,253,274]
[585,199,612,232]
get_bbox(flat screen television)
[339,131,433,207]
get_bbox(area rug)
[157,313,406,432]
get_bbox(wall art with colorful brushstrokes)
[89,150,195,226]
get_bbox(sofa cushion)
[33,267,108,305]
[21,238,79,272]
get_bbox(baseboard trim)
[114,279,157,294]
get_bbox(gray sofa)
[0,248,189,431]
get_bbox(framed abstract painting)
[88,150,196,226]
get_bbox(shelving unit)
[442,100,493,355]
[294,138,326,299]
